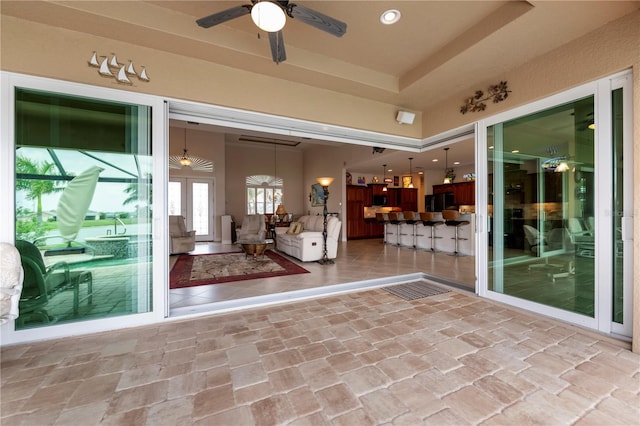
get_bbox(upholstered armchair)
[0,242,23,324]
[236,214,267,241]
[169,215,196,254]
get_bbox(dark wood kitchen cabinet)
[398,188,418,211]
[432,181,475,205]
[346,185,369,239]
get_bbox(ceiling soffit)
[0,1,533,107]
[2,1,637,114]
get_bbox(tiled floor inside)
[170,239,476,310]
[2,282,638,425]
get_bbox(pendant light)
[274,143,286,218]
[179,128,192,167]
[407,157,414,188]
[443,147,451,184]
[382,164,388,191]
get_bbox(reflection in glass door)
[14,88,153,329]
[487,97,596,317]
[169,178,213,241]
[611,76,633,337]
[481,72,632,337]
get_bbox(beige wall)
[225,143,304,225]
[420,11,640,139]
[302,145,346,220]
[0,15,421,139]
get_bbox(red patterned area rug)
[170,250,310,289]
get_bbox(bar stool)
[387,211,404,246]
[419,212,445,251]
[376,212,389,243]
[442,210,470,256]
[403,211,419,248]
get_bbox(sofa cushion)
[276,215,341,262]
[299,215,325,232]
[286,222,303,234]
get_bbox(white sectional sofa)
[276,215,341,262]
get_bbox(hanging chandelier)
[180,128,192,167]
[443,147,454,183]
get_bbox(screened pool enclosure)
[14,88,154,329]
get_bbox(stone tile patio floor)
[2,285,639,425]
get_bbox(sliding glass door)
[2,73,167,343]
[13,88,155,329]
[478,72,632,337]
[487,97,595,316]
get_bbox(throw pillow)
[294,222,304,234]
[286,222,300,234]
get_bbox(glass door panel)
[487,97,595,316]
[191,181,210,237]
[612,88,624,324]
[168,178,213,241]
[611,81,632,336]
[168,181,182,216]
[14,88,153,329]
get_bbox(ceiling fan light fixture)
[251,1,286,32]
[380,9,401,25]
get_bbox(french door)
[169,178,214,241]
[477,71,633,337]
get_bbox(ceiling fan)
[196,0,347,64]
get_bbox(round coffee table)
[237,238,274,259]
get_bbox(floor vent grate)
[383,280,450,300]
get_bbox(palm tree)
[123,174,152,213]
[15,156,63,222]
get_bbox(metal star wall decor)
[460,81,510,114]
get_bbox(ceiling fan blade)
[268,31,287,64]
[287,3,347,37]
[196,5,251,29]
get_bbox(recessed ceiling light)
[418,171,424,175]
[488,145,494,150]
[453,161,460,165]
[380,9,401,25]
[432,159,439,162]
[512,149,520,153]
